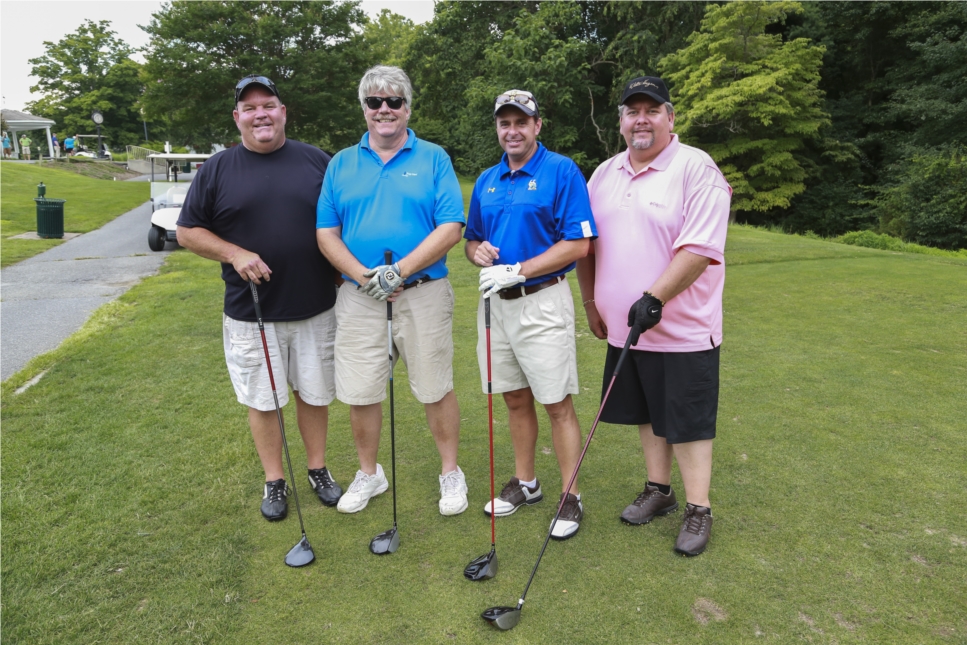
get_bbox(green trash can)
[181,161,191,173]
[35,197,66,239]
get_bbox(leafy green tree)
[362,9,417,68]
[141,1,369,152]
[875,146,967,250]
[26,20,146,148]
[660,1,829,218]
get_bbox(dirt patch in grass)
[692,598,727,624]
[34,158,142,181]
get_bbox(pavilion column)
[46,127,54,159]
[12,131,21,158]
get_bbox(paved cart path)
[1,200,174,381]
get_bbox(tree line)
[25,1,967,249]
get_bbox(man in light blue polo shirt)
[465,89,597,540]
[316,65,469,518]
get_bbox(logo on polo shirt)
[650,201,667,209]
[487,187,496,193]
[528,179,537,191]
[402,172,418,177]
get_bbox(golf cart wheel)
[148,226,167,252]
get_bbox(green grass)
[0,162,148,267]
[3,220,966,642]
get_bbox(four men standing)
[183,67,727,557]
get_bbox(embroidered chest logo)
[527,179,537,191]
[402,172,418,177]
[487,187,496,193]
[650,201,667,209]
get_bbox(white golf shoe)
[439,467,469,516]
[336,464,389,513]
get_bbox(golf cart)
[147,153,211,251]
[72,135,113,160]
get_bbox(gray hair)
[358,65,413,111]
[618,101,674,118]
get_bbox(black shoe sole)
[316,492,341,507]
[674,542,707,557]
[261,509,288,521]
[549,524,580,541]
[620,502,679,525]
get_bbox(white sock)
[519,477,537,489]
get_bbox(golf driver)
[482,323,642,630]
[249,281,315,568]
[464,296,498,581]
[370,251,400,555]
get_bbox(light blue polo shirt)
[465,143,597,286]
[316,129,465,285]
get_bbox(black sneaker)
[308,467,342,507]
[260,479,288,521]
[484,477,543,517]
[550,492,583,540]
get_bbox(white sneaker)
[439,467,469,516]
[336,464,389,513]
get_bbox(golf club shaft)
[513,324,641,610]
[249,281,308,538]
[385,250,397,529]
[486,297,496,547]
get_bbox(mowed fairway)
[2,222,965,643]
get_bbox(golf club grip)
[384,250,394,321]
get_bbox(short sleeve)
[555,161,597,242]
[673,164,731,265]
[316,160,342,229]
[464,179,485,242]
[432,150,466,227]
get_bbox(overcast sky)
[0,0,435,112]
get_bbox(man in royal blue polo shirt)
[465,89,597,540]
[316,65,469,517]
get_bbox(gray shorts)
[222,309,336,411]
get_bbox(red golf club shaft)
[486,297,496,547]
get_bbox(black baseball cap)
[235,74,280,104]
[620,76,670,106]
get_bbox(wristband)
[643,291,665,306]
[583,299,595,307]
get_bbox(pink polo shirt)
[587,134,731,352]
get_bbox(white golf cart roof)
[147,153,212,161]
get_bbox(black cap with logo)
[620,76,670,106]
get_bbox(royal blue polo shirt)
[317,128,465,284]
[465,143,597,286]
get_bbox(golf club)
[370,251,400,555]
[482,323,642,630]
[249,281,315,568]
[464,296,498,581]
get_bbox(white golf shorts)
[222,309,336,411]
[476,276,579,405]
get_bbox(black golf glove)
[627,292,663,344]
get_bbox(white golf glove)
[479,263,525,298]
[361,262,403,301]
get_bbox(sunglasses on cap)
[235,75,279,103]
[495,91,537,111]
[364,96,406,110]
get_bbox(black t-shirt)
[178,140,336,322]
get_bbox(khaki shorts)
[477,277,579,405]
[223,309,336,411]
[335,278,455,405]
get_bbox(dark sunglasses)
[235,75,278,103]
[365,96,406,110]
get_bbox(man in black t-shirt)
[177,75,343,521]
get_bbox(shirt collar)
[360,128,416,151]
[499,142,546,178]
[619,133,680,175]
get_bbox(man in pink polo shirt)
[577,75,731,556]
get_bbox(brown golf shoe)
[620,484,678,525]
[674,504,712,556]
